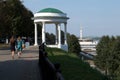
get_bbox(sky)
[23,0,120,37]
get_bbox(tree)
[95,36,120,80]
[46,30,64,45]
[46,32,55,44]
[67,34,81,54]
[0,0,34,38]
[95,36,110,75]
[112,36,120,80]
[106,36,116,79]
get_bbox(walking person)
[16,36,23,58]
[10,36,16,59]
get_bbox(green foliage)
[95,36,120,80]
[95,36,110,71]
[47,48,106,80]
[67,34,81,54]
[45,30,64,45]
[0,0,34,37]
[46,32,55,44]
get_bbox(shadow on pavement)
[0,59,41,80]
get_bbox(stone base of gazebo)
[46,44,68,51]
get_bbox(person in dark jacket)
[10,36,16,59]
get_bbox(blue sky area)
[23,0,120,37]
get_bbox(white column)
[64,23,67,45]
[55,24,58,44]
[42,22,46,43]
[58,23,61,47]
[34,23,38,46]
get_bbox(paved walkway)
[0,46,42,80]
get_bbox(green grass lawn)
[46,48,107,80]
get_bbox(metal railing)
[39,43,64,80]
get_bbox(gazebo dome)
[37,8,64,14]
[34,8,69,23]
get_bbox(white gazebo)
[33,8,69,51]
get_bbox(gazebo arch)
[32,8,69,51]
